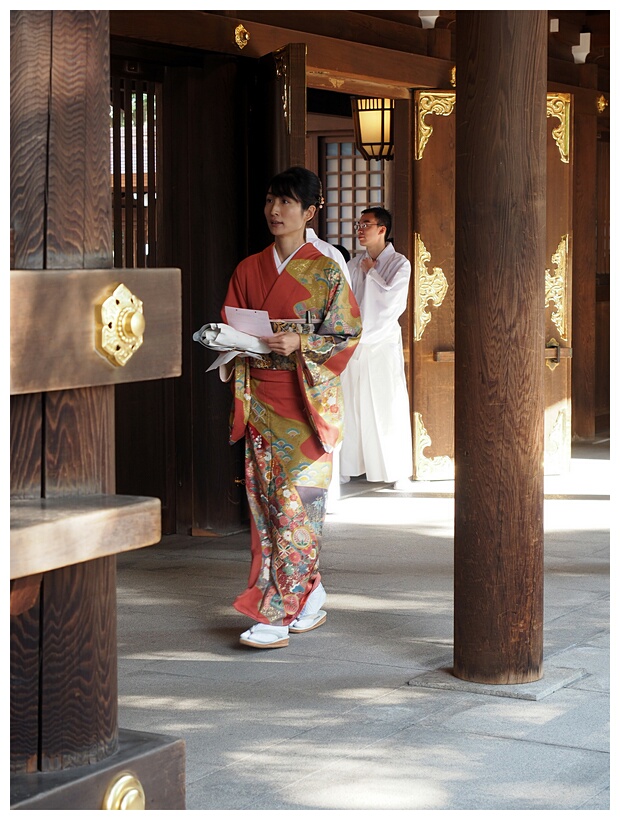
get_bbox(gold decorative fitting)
[545,235,569,340]
[234,24,250,50]
[274,49,291,135]
[597,94,609,114]
[414,234,449,341]
[102,772,146,810]
[450,65,456,87]
[546,93,571,163]
[98,283,145,367]
[414,412,454,481]
[415,92,455,160]
[545,338,562,371]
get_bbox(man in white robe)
[340,207,414,488]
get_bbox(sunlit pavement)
[116,436,610,812]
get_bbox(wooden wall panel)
[544,95,573,474]
[411,90,456,479]
[161,56,247,535]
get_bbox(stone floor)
[116,435,611,812]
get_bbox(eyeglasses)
[354,221,379,231]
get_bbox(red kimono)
[222,243,361,625]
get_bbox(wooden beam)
[208,10,429,54]
[110,10,454,90]
[10,268,182,395]
[10,494,161,579]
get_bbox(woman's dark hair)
[362,206,392,239]
[333,244,351,263]
[268,166,324,211]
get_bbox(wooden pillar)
[10,9,118,771]
[453,11,546,684]
[571,86,599,439]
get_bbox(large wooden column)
[453,11,546,684]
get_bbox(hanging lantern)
[351,97,395,161]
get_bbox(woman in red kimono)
[221,167,361,649]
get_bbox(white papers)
[193,323,272,371]
[193,308,276,373]
[224,306,275,338]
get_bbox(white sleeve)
[357,256,411,345]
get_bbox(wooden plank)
[306,72,411,100]
[47,11,112,269]
[10,268,182,395]
[10,11,51,270]
[10,394,43,497]
[10,494,162,579]
[39,557,118,770]
[109,10,453,90]
[433,350,573,363]
[45,387,116,496]
[10,580,41,772]
[571,94,598,438]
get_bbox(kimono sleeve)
[298,262,362,387]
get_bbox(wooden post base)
[10,729,186,810]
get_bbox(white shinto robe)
[340,242,413,482]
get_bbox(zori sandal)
[289,609,327,633]
[289,582,328,633]
[239,623,289,649]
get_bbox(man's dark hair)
[362,206,392,239]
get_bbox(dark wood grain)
[44,386,115,497]
[10,394,43,498]
[9,11,50,271]
[10,583,41,772]
[571,93,598,438]
[39,558,118,770]
[46,12,112,269]
[453,11,546,684]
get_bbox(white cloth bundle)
[193,323,271,371]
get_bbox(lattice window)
[110,77,159,268]
[320,140,387,258]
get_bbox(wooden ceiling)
[110,10,610,94]
[208,10,610,80]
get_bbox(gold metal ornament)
[102,772,146,810]
[415,91,455,160]
[234,24,250,50]
[450,65,456,87]
[414,234,449,341]
[597,94,609,114]
[98,283,146,366]
[545,234,569,340]
[274,48,291,134]
[414,412,454,480]
[546,93,571,163]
